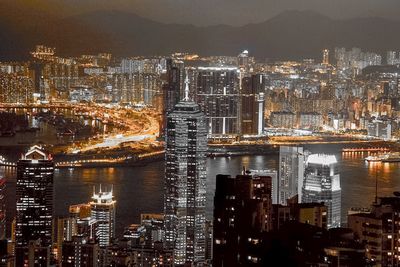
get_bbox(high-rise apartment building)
[302,154,341,228]
[164,79,207,266]
[15,145,54,265]
[89,186,116,247]
[278,146,305,205]
[348,195,400,266]
[195,67,240,136]
[213,172,272,266]
[62,236,99,267]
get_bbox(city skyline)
[1,1,400,264]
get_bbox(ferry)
[365,152,400,163]
[381,152,400,162]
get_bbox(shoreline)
[53,139,396,168]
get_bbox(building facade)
[195,67,240,136]
[89,186,116,248]
[15,146,54,265]
[241,74,265,135]
[302,154,341,228]
[278,146,305,205]
[164,81,207,266]
[213,173,272,266]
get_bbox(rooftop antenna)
[183,70,190,101]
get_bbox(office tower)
[322,49,329,65]
[90,186,116,247]
[62,236,99,267]
[278,146,305,205]
[302,154,341,228]
[348,194,400,266]
[241,74,265,135]
[15,145,54,258]
[238,50,249,68]
[195,67,240,136]
[0,178,5,240]
[161,59,184,137]
[164,59,183,113]
[213,172,272,266]
[164,78,207,266]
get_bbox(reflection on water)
[2,144,400,235]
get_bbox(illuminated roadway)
[0,102,161,154]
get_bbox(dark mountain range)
[0,6,399,61]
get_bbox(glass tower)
[302,154,341,228]
[164,77,207,266]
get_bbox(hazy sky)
[8,0,400,26]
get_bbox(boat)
[365,155,383,162]
[365,152,400,163]
[381,152,400,162]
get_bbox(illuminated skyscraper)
[195,67,240,136]
[322,49,329,65]
[15,145,54,265]
[277,146,305,205]
[90,186,116,247]
[241,74,265,135]
[164,77,207,266]
[302,154,341,228]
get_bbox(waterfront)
[1,143,400,235]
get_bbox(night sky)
[5,0,400,26]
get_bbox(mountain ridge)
[0,8,399,61]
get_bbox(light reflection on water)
[2,144,400,235]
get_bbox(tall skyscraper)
[90,185,116,247]
[241,74,265,135]
[387,51,397,65]
[277,146,305,205]
[322,49,330,65]
[15,145,54,264]
[161,59,184,137]
[164,77,207,266]
[195,67,240,136]
[302,154,341,228]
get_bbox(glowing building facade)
[164,79,207,266]
[90,186,116,247]
[302,154,341,228]
[15,146,54,265]
[195,67,239,136]
[16,146,54,247]
[278,146,305,205]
